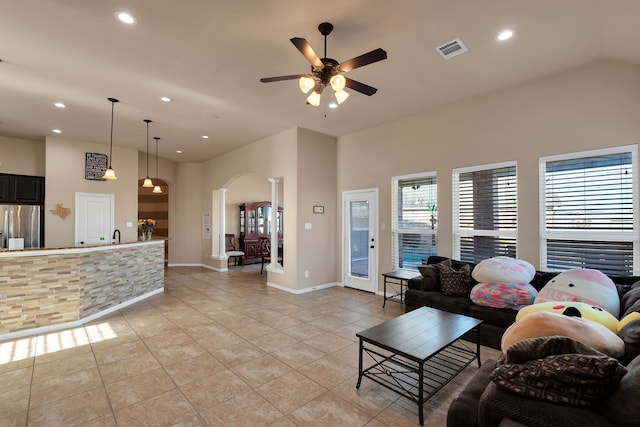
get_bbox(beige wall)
[45,136,140,247]
[0,136,45,176]
[172,162,204,265]
[296,128,337,287]
[337,60,640,292]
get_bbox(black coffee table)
[356,306,483,426]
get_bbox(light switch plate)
[305,222,312,229]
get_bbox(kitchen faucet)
[112,229,121,244]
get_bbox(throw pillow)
[436,262,472,296]
[417,265,440,291]
[470,282,537,309]
[491,336,627,407]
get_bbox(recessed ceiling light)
[52,129,62,134]
[496,29,515,41]
[53,102,66,108]
[176,150,183,154]
[202,135,209,139]
[115,12,136,25]
[161,97,171,102]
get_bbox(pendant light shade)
[153,137,162,194]
[142,119,154,187]
[103,97,119,180]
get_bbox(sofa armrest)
[478,382,614,427]
[408,276,428,291]
[447,360,497,427]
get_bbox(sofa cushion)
[404,289,472,315]
[437,262,473,296]
[597,355,640,427]
[621,285,640,317]
[468,304,519,329]
[491,336,627,407]
[470,282,537,309]
[618,318,640,360]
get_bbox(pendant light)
[152,137,162,194]
[142,119,154,187]
[103,97,119,180]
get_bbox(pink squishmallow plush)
[534,269,620,318]
[472,257,536,284]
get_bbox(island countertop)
[0,239,162,257]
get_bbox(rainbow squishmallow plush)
[534,269,620,318]
[516,301,619,332]
[472,256,536,284]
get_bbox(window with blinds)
[541,146,638,276]
[391,173,437,270]
[453,162,517,263]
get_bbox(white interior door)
[75,192,114,245]
[342,189,378,293]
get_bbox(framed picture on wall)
[85,152,107,181]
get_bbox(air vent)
[436,38,468,60]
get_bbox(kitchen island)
[0,240,164,339]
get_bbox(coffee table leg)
[418,361,424,426]
[356,338,364,388]
[382,277,387,308]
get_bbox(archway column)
[218,188,228,260]
[269,177,282,271]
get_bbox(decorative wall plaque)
[50,203,71,219]
[85,152,107,181]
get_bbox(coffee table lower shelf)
[357,340,479,424]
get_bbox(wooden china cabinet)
[239,201,283,264]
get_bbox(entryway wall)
[138,178,169,263]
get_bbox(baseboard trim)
[267,281,340,295]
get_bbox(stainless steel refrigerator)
[0,205,42,248]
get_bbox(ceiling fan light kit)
[260,22,387,107]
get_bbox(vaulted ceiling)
[1,0,639,162]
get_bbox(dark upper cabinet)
[0,175,9,202]
[0,174,45,205]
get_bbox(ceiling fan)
[260,22,387,107]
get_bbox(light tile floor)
[0,264,501,426]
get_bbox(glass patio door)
[342,189,378,293]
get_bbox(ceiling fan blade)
[344,77,378,96]
[260,74,309,83]
[338,48,387,73]
[290,37,324,70]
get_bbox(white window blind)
[392,173,437,269]
[453,162,517,263]
[541,146,638,276]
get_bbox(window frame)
[539,144,639,275]
[452,160,518,262]
[391,171,438,270]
